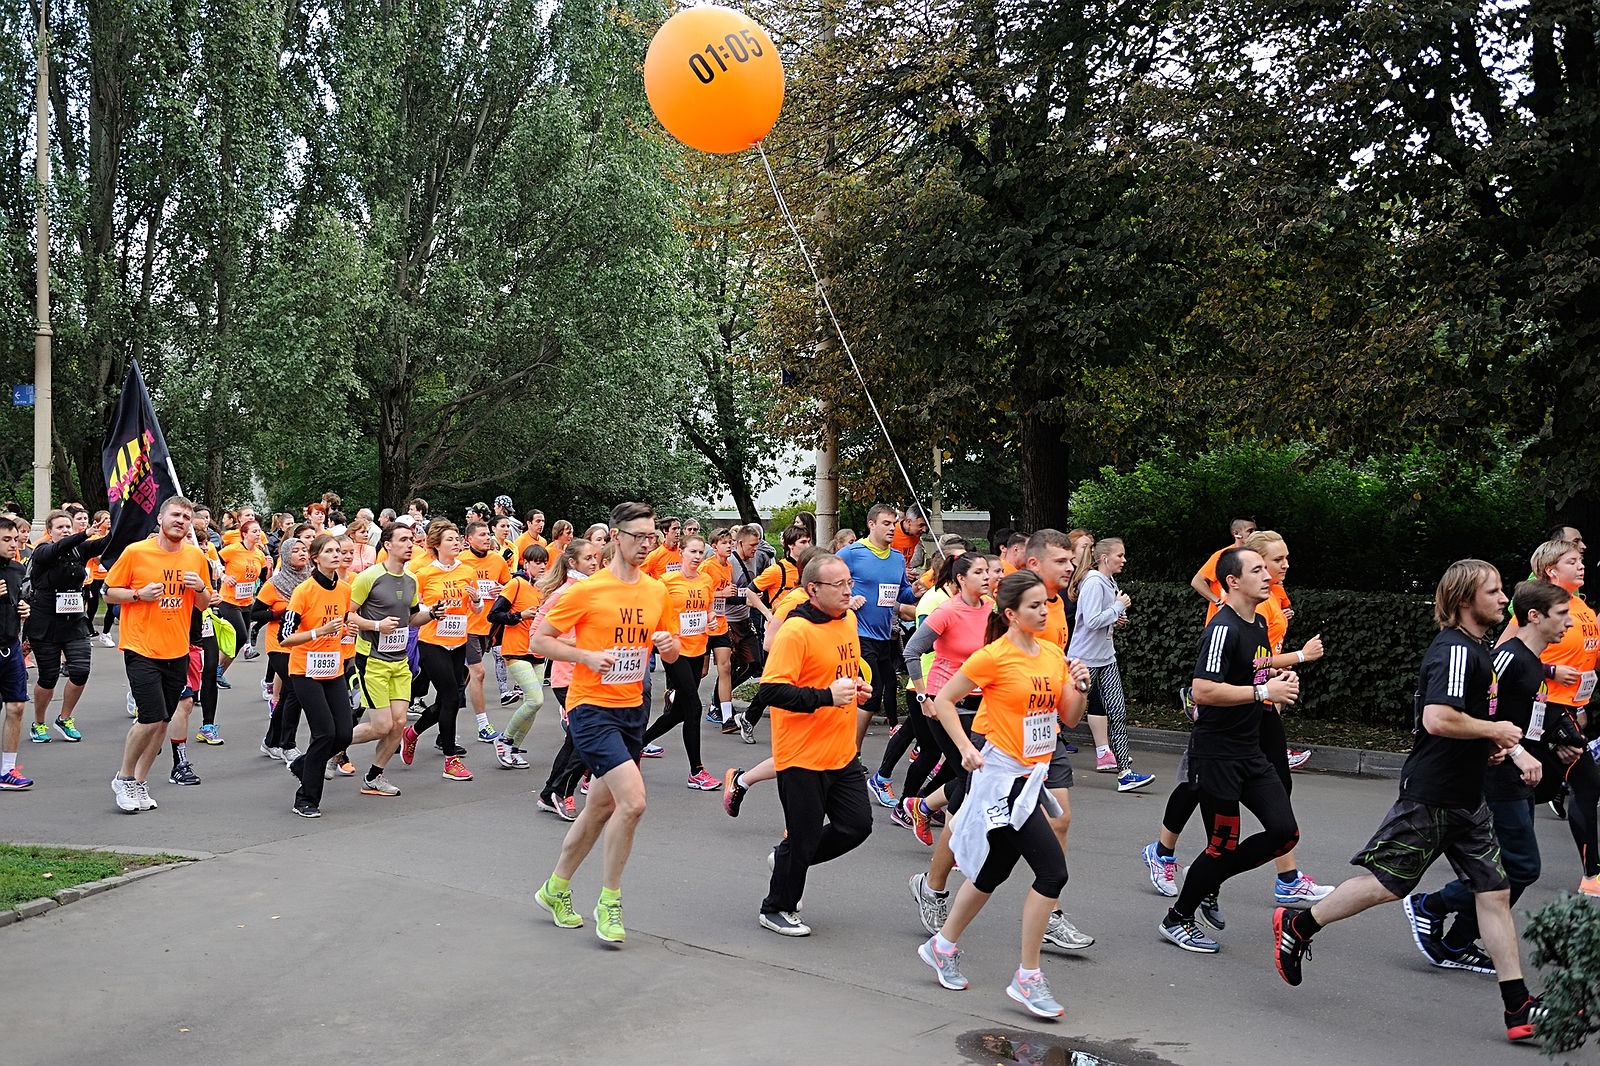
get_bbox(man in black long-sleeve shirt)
[0,516,34,787]
[24,509,110,743]
[751,554,873,938]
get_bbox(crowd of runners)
[0,490,1590,1044]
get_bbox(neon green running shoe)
[29,723,49,743]
[594,896,626,944]
[534,880,583,929]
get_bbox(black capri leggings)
[216,603,248,663]
[290,674,354,809]
[543,685,588,797]
[412,641,467,756]
[644,653,708,774]
[970,778,1069,899]
[263,651,303,750]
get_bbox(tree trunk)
[377,382,410,511]
[726,463,759,524]
[204,448,225,512]
[75,441,106,514]
[1018,405,1072,531]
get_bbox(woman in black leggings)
[643,534,718,789]
[895,553,992,816]
[254,538,311,760]
[402,521,484,779]
[532,537,602,817]
[916,571,1090,1018]
[280,534,355,817]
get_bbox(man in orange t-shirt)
[747,553,873,937]
[1190,518,1257,622]
[103,496,218,812]
[458,520,512,742]
[891,505,929,577]
[530,501,681,943]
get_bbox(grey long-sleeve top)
[1066,569,1124,667]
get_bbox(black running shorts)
[1353,798,1507,897]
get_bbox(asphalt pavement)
[0,647,1587,1065]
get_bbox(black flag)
[100,360,182,566]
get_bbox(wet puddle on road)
[956,1029,1183,1066]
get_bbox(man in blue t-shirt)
[837,505,924,773]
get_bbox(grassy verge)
[733,683,1414,753]
[0,844,194,911]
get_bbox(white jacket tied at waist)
[949,742,1063,879]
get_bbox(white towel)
[949,743,1063,880]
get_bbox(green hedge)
[1114,580,1437,725]
[1069,438,1544,592]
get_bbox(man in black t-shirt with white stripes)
[1273,559,1549,1046]
[1158,546,1302,954]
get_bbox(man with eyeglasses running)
[531,502,681,945]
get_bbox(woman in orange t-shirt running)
[918,570,1089,1016]
[643,535,721,789]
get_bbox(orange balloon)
[644,7,784,154]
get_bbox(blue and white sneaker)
[641,744,664,758]
[1159,914,1220,953]
[477,726,500,743]
[1117,770,1155,793]
[1274,873,1334,907]
[867,772,898,808]
[705,709,723,724]
[1143,841,1180,897]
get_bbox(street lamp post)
[32,0,54,527]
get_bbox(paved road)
[0,648,1587,1065]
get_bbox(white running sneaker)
[99,632,117,648]
[125,691,138,718]
[261,680,273,702]
[1286,749,1312,770]
[1274,873,1335,906]
[111,775,140,813]
[133,780,158,811]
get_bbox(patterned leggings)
[501,659,545,746]
[1089,662,1133,771]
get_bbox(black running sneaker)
[723,768,748,817]
[1550,793,1568,820]
[168,763,202,786]
[1402,893,1450,966]
[1438,941,1496,975]
[1505,995,1547,1043]
[1198,892,1226,931]
[1273,906,1312,986]
[292,800,321,818]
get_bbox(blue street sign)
[12,385,34,406]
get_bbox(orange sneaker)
[1580,875,1600,897]
[442,755,473,781]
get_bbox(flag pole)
[31,0,53,528]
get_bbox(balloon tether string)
[756,143,944,559]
